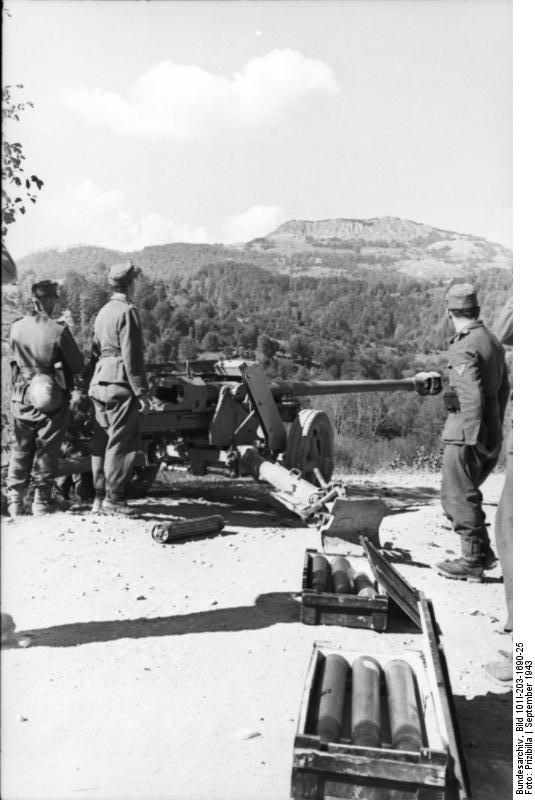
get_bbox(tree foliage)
[2,84,44,236]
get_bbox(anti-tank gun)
[57,359,441,539]
[130,359,442,540]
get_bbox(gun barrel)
[271,372,441,397]
[272,379,413,396]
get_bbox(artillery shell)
[351,656,382,748]
[384,659,423,752]
[317,654,349,743]
[151,515,225,543]
[354,572,377,598]
[310,554,331,592]
[330,556,352,594]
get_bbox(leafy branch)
[2,84,44,236]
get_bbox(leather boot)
[436,536,485,582]
[32,487,54,515]
[91,493,104,514]
[102,497,133,516]
[480,527,498,570]
[7,491,24,518]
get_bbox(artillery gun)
[58,359,442,540]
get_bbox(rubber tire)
[125,463,160,499]
[283,409,334,485]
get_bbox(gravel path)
[1,470,512,800]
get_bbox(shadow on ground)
[149,476,441,519]
[4,591,302,649]
[4,589,418,649]
[454,691,512,800]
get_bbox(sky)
[2,0,513,259]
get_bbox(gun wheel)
[283,409,334,485]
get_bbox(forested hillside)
[6,242,513,472]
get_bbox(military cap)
[31,279,59,299]
[108,260,141,286]
[446,283,479,311]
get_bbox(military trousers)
[7,399,71,498]
[441,442,500,544]
[89,384,140,502]
[494,427,513,629]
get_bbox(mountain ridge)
[15,216,512,284]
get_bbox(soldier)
[89,261,150,515]
[485,297,513,683]
[437,283,510,581]
[6,280,85,516]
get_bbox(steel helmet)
[27,374,63,413]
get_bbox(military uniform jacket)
[10,314,84,395]
[442,320,509,450]
[90,293,148,397]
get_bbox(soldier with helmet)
[6,279,85,517]
[437,283,510,581]
[89,261,151,515]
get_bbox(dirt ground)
[1,469,512,800]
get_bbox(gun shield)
[311,554,331,592]
[384,659,423,752]
[351,656,382,748]
[330,556,352,594]
[317,654,349,743]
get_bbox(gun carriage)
[59,359,442,537]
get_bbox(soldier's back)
[10,314,64,368]
[94,297,132,348]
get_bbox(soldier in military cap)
[437,283,510,580]
[89,261,151,515]
[7,279,85,516]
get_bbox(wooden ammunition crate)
[291,598,470,800]
[301,541,421,631]
[301,548,388,630]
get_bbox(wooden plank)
[418,598,471,800]
[295,645,323,736]
[302,591,388,611]
[293,749,447,786]
[312,611,387,630]
[364,539,421,629]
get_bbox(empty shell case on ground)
[151,515,225,543]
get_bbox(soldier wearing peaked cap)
[437,283,510,581]
[7,279,85,517]
[88,261,151,515]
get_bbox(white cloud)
[29,179,209,252]
[220,205,285,243]
[4,180,287,257]
[59,49,339,140]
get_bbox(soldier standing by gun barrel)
[437,283,510,581]
[6,280,85,517]
[88,261,151,515]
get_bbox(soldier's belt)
[99,347,121,357]
[18,365,55,379]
